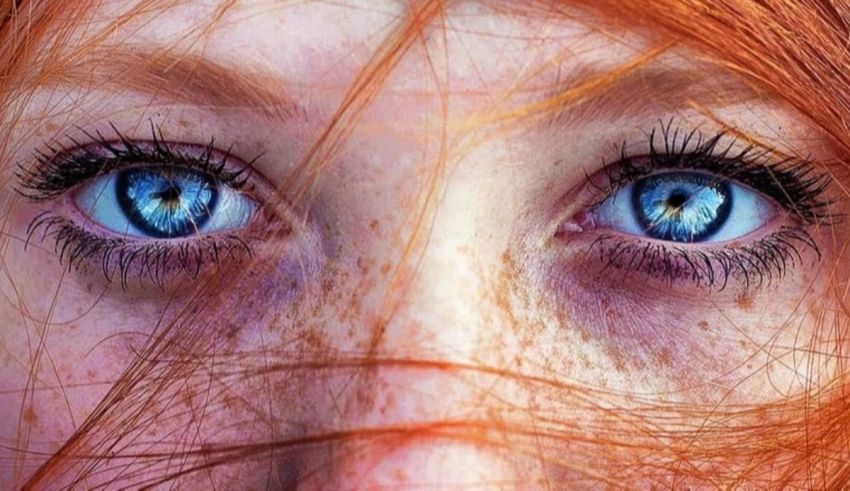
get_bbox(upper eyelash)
[15,123,257,201]
[589,121,835,225]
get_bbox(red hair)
[1,0,849,488]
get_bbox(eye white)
[74,170,256,239]
[593,174,777,243]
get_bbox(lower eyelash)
[26,212,253,289]
[583,226,820,291]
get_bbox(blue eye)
[593,171,777,243]
[75,166,256,239]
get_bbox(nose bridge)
[350,165,524,416]
[347,232,498,420]
[374,172,507,363]
[291,198,533,488]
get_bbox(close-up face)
[2,0,850,489]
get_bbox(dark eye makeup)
[14,121,834,294]
[555,123,832,291]
[16,124,274,289]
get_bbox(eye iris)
[631,172,732,243]
[117,167,219,238]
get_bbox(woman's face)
[1,1,845,488]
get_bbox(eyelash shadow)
[586,226,820,291]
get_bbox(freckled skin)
[0,1,847,489]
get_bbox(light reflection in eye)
[592,171,777,243]
[75,166,257,239]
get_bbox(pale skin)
[0,1,845,488]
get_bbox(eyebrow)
[476,51,766,129]
[60,51,302,123]
[551,64,767,125]
[56,49,762,133]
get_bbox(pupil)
[666,191,688,209]
[117,167,219,239]
[155,185,182,203]
[631,172,732,243]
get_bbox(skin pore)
[1,1,848,488]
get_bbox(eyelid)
[548,124,829,291]
[15,126,295,289]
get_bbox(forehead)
[74,1,645,93]
[44,0,761,146]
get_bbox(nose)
[287,223,532,488]
[289,362,533,490]
[300,439,523,489]
[277,157,541,489]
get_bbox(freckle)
[357,257,372,273]
[698,321,709,331]
[456,244,474,256]
[380,263,391,275]
[182,388,195,406]
[380,392,397,415]
[656,348,672,367]
[393,469,410,482]
[225,324,239,342]
[611,354,627,373]
[369,219,380,232]
[736,294,754,310]
[23,406,37,424]
[301,329,327,351]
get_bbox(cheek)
[0,216,326,477]
[534,255,833,401]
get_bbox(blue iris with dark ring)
[116,167,219,238]
[631,172,732,243]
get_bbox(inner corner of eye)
[556,209,599,237]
